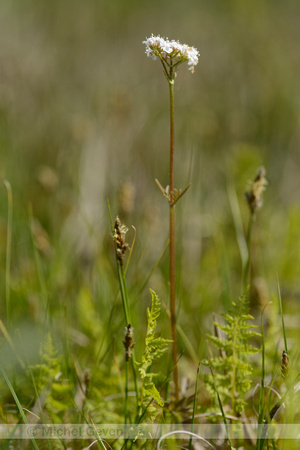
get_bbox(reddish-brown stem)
[169,79,179,401]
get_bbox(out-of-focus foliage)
[1,0,300,360]
[0,1,300,447]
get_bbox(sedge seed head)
[245,166,268,214]
[281,350,289,380]
[123,324,135,361]
[113,216,129,266]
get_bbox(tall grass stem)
[257,305,267,450]
[243,212,255,290]
[276,274,288,353]
[189,363,200,450]
[107,197,139,411]
[125,360,129,426]
[206,358,234,449]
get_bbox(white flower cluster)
[143,34,199,71]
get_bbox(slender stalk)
[125,360,129,425]
[256,306,266,450]
[169,79,175,197]
[117,263,131,325]
[189,363,200,450]
[206,358,235,450]
[4,181,12,330]
[119,276,140,416]
[243,166,267,290]
[277,274,288,354]
[231,318,238,414]
[121,270,139,412]
[107,198,131,325]
[243,212,255,290]
[168,78,179,401]
[107,198,139,412]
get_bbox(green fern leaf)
[138,289,172,422]
[205,289,261,416]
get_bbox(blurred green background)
[1,0,300,364]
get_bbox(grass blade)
[256,305,268,450]
[4,180,12,330]
[189,363,200,450]
[0,368,40,450]
[276,274,288,353]
[206,358,235,450]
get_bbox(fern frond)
[138,289,172,422]
[205,289,261,416]
[29,333,72,422]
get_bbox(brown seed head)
[113,217,129,266]
[281,350,289,380]
[245,166,267,214]
[123,324,135,361]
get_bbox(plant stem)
[256,306,266,450]
[125,360,129,425]
[121,270,140,414]
[231,318,237,414]
[169,79,179,401]
[189,364,200,450]
[243,212,255,290]
[107,199,139,412]
[277,275,288,354]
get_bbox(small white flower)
[142,34,199,73]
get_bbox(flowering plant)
[142,34,199,400]
[143,34,199,77]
